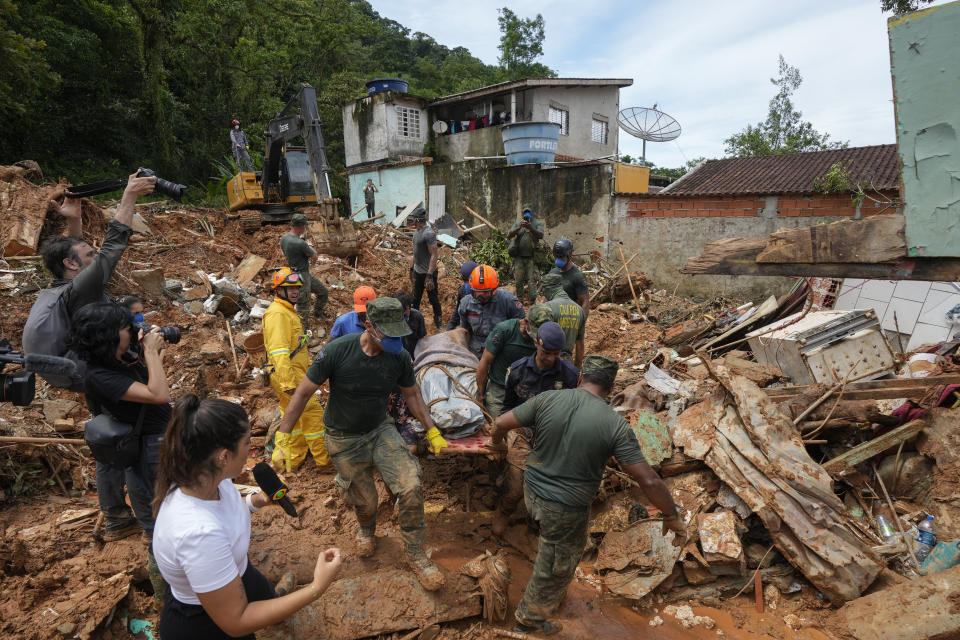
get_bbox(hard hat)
[232,119,240,126]
[271,267,302,289]
[553,237,574,257]
[469,264,499,292]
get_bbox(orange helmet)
[271,267,302,289]
[469,264,499,292]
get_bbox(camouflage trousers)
[515,484,590,626]
[325,418,426,553]
[512,257,539,307]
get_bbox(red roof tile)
[659,144,899,197]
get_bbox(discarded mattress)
[413,331,485,438]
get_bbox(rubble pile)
[1,169,959,639]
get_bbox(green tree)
[0,0,60,121]
[881,0,934,14]
[496,7,555,80]
[724,55,846,157]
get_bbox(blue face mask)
[464,283,471,293]
[380,336,404,354]
[132,312,145,324]
[555,258,567,269]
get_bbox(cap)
[366,297,412,337]
[526,303,555,340]
[540,272,564,300]
[353,285,376,312]
[522,203,533,216]
[291,213,308,226]
[582,355,619,387]
[537,322,565,351]
[232,119,240,126]
[459,260,478,281]
[410,206,426,220]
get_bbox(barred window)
[396,106,421,138]
[548,106,569,136]
[591,118,608,144]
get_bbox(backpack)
[22,285,86,389]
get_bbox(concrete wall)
[343,92,428,167]
[436,127,504,163]
[889,3,960,257]
[347,164,426,224]
[529,85,620,160]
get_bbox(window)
[591,118,608,145]
[396,106,421,139]
[548,106,569,136]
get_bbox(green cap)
[540,272,564,300]
[366,297,412,337]
[291,213,308,226]
[582,355,619,387]
[526,303,555,340]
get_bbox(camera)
[136,168,187,202]
[133,321,182,344]
[0,340,35,406]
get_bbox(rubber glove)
[272,432,293,473]
[245,145,250,150]
[425,427,448,456]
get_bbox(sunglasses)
[281,272,303,286]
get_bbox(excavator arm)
[262,83,332,203]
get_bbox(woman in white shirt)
[152,395,341,639]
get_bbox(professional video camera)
[0,339,78,406]
[65,167,187,202]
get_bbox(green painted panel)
[889,2,960,257]
[628,410,672,467]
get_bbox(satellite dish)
[432,120,448,134]
[618,105,681,162]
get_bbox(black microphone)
[24,354,77,378]
[252,462,298,517]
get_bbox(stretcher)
[442,431,492,455]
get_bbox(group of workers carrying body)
[24,188,683,638]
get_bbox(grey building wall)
[529,85,620,160]
[342,92,428,167]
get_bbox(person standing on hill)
[507,205,544,307]
[280,213,328,323]
[230,119,253,172]
[363,179,378,218]
[409,207,442,328]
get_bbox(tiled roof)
[659,144,899,197]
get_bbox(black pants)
[411,270,441,319]
[366,202,375,217]
[158,561,276,640]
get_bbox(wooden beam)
[0,436,87,446]
[765,374,960,400]
[756,215,906,263]
[462,205,499,232]
[822,419,925,477]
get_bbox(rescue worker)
[446,260,477,330]
[329,286,376,339]
[488,355,685,635]
[230,119,253,172]
[493,322,579,535]
[264,268,328,471]
[475,304,553,420]
[506,205,544,306]
[540,272,585,367]
[547,238,590,322]
[409,207,442,328]
[457,265,525,358]
[273,297,448,591]
[280,213,328,324]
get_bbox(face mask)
[234,125,239,129]
[464,283,471,293]
[555,258,567,269]
[380,336,404,354]
[132,312,144,324]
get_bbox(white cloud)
[367,0,936,168]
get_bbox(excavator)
[227,83,358,255]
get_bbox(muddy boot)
[407,551,444,591]
[515,620,563,636]
[356,527,376,558]
[102,520,140,542]
[492,509,510,537]
[275,571,296,596]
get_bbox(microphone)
[24,354,78,378]
[252,462,298,517]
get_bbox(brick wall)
[624,190,899,219]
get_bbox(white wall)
[342,93,428,168]
[529,85,620,160]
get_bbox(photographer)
[23,171,156,390]
[67,302,171,542]
[153,395,341,640]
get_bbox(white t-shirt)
[153,479,251,605]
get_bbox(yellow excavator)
[227,83,356,255]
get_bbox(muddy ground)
[0,194,840,639]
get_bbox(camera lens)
[161,326,181,344]
[155,177,187,202]
[0,371,35,406]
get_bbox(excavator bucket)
[306,200,360,258]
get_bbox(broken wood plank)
[462,205,499,232]
[234,253,266,284]
[0,436,87,445]
[756,215,907,264]
[765,374,960,401]
[822,420,925,477]
[680,237,770,274]
[391,199,423,228]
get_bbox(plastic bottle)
[914,515,937,563]
[875,514,897,545]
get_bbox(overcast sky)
[367,0,943,169]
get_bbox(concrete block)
[250,306,266,320]
[182,285,208,301]
[130,268,165,296]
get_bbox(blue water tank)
[366,78,409,95]
[501,122,561,165]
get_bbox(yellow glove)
[245,145,250,150]
[272,432,293,473]
[425,427,448,456]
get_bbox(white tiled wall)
[833,279,960,350]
